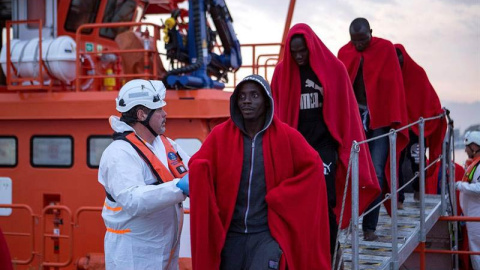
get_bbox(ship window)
[87,136,113,168]
[174,138,202,157]
[64,0,101,34]
[0,137,17,167]
[31,136,73,168]
[27,0,46,29]
[100,0,138,39]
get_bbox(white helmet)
[116,79,166,113]
[464,131,480,146]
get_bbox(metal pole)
[352,142,360,270]
[389,131,399,270]
[440,126,449,215]
[449,125,459,270]
[419,242,426,270]
[419,119,426,242]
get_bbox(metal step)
[338,193,443,270]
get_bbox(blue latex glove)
[176,174,189,196]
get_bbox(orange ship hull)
[0,89,230,268]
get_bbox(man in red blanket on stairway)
[270,23,380,265]
[394,44,446,202]
[338,18,409,241]
[189,74,331,270]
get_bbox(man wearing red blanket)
[394,44,446,199]
[189,74,331,269]
[338,18,409,241]
[271,23,380,263]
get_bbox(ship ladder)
[334,109,458,270]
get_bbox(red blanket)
[189,117,331,270]
[271,23,380,228]
[338,36,409,201]
[394,44,446,164]
[0,227,13,270]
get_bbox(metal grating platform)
[339,193,443,270]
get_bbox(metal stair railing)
[336,109,452,270]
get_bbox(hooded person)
[394,44,446,195]
[98,79,190,269]
[271,23,380,261]
[338,18,409,241]
[189,74,331,270]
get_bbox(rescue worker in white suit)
[456,131,480,269]
[98,79,190,270]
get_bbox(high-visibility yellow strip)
[106,227,131,234]
[104,202,122,212]
[468,166,477,182]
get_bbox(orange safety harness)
[124,132,188,181]
[106,132,187,202]
[463,156,480,183]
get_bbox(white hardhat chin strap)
[139,80,162,137]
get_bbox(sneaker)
[398,202,404,210]
[363,231,379,241]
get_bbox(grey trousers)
[220,230,283,270]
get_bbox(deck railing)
[0,203,195,267]
[0,204,36,265]
[2,19,281,93]
[342,108,476,270]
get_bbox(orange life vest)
[123,132,188,183]
[463,156,480,183]
[106,132,188,202]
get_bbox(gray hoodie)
[228,75,274,233]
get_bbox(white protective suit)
[458,162,480,270]
[98,116,189,270]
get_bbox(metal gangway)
[337,109,460,270]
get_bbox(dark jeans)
[362,127,390,232]
[317,143,339,260]
[318,144,338,208]
[221,230,282,270]
[399,131,424,202]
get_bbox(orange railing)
[40,205,73,268]
[415,216,480,269]
[225,43,281,90]
[3,19,281,93]
[3,20,61,92]
[74,206,103,226]
[0,203,101,267]
[0,204,36,265]
[75,21,163,92]
[0,203,192,268]
[74,23,282,91]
